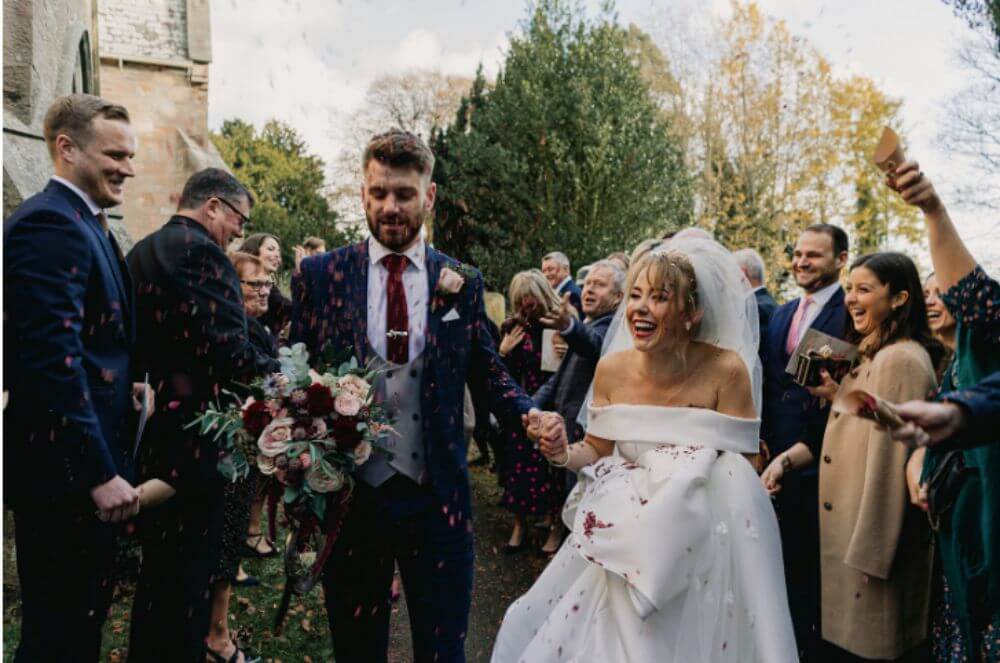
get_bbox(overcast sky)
[209,0,999,267]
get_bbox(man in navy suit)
[4,94,151,661]
[292,130,563,663]
[734,247,779,353]
[759,223,849,662]
[542,251,583,316]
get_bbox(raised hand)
[293,245,307,275]
[91,475,140,522]
[499,324,526,357]
[890,160,942,215]
[539,293,575,332]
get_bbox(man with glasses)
[125,168,278,662]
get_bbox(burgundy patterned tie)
[384,254,410,364]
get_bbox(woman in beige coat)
[810,252,945,661]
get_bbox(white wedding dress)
[492,237,798,663]
[491,404,798,663]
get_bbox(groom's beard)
[367,211,422,252]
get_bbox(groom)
[291,130,562,662]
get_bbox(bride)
[492,238,798,662]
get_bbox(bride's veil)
[581,236,762,427]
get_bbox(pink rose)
[337,374,371,399]
[306,463,344,493]
[436,267,465,294]
[257,454,277,476]
[353,440,373,465]
[299,452,312,469]
[258,417,294,457]
[334,392,362,417]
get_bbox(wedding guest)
[924,272,957,380]
[605,250,630,273]
[205,251,278,663]
[734,247,779,352]
[303,236,326,256]
[239,232,292,343]
[759,223,849,661]
[126,168,279,662]
[293,236,327,276]
[498,270,564,553]
[535,259,624,550]
[4,93,148,661]
[800,252,941,661]
[541,251,583,316]
[891,161,1000,660]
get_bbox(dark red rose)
[330,414,362,450]
[306,383,337,416]
[242,399,272,438]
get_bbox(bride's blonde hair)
[626,250,700,337]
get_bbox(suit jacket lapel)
[773,299,797,359]
[809,287,845,337]
[52,182,131,318]
[350,242,370,364]
[425,246,445,354]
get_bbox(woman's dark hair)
[848,252,945,367]
[238,233,280,258]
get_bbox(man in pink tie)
[758,223,850,662]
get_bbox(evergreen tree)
[212,119,357,269]
[431,0,691,291]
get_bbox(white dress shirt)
[51,176,103,217]
[792,279,841,344]
[556,275,573,293]
[367,236,428,363]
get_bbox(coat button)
[823,502,833,511]
[823,455,831,464]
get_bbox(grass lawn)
[3,464,551,662]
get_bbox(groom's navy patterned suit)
[4,179,135,661]
[292,239,534,663]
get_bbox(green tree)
[211,119,357,269]
[431,0,692,291]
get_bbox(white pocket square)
[442,308,461,322]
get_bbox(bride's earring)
[684,320,692,331]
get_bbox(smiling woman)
[815,251,946,660]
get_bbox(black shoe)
[470,456,491,467]
[503,541,527,555]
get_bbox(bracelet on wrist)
[549,448,571,468]
[780,453,793,472]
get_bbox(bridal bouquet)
[189,342,390,631]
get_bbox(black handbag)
[925,449,973,531]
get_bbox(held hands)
[806,369,839,402]
[523,409,568,462]
[499,325,526,357]
[888,160,943,215]
[891,400,967,448]
[539,293,575,332]
[91,475,140,522]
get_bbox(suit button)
[823,502,833,511]
[823,455,831,464]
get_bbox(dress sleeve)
[843,344,937,579]
[941,265,1000,346]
